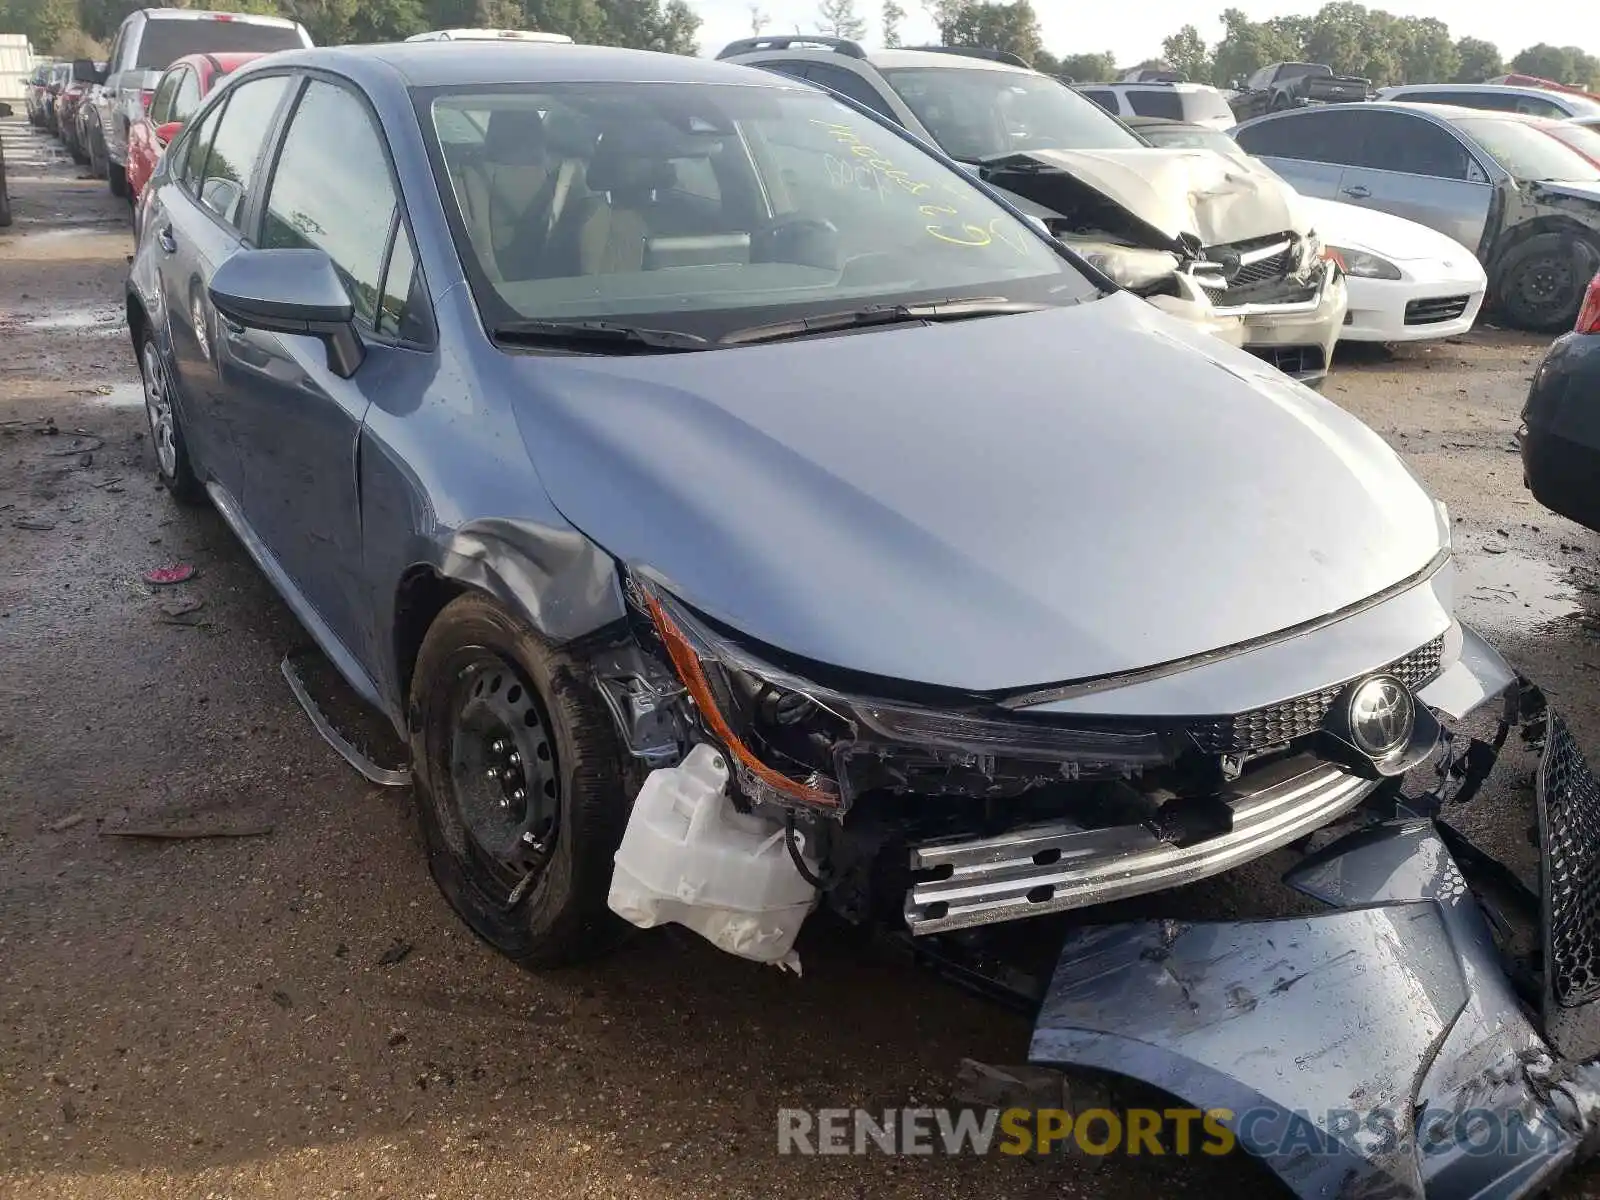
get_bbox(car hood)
[982,147,1305,248]
[1530,179,1600,209]
[1296,195,1478,263]
[507,294,1444,693]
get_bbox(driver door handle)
[1341,185,1371,199]
[156,224,176,254]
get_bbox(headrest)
[484,108,547,166]
[586,142,677,196]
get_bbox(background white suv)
[1076,82,1238,131]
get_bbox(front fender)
[433,516,627,645]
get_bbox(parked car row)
[23,9,313,208]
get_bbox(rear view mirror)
[155,120,184,144]
[209,248,366,378]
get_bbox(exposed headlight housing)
[630,577,1171,813]
[1325,245,1402,281]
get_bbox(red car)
[127,52,263,211]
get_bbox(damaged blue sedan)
[125,41,1600,1199]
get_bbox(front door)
[1335,110,1494,257]
[226,76,429,660]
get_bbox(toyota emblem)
[1348,675,1415,760]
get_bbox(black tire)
[108,160,127,198]
[1494,231,1600,332]
[136,329,204,503]
[409,593,630,969]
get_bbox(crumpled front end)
[980,146,1345,382]
[1029,685,1600,1199]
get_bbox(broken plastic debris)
[608,743,819,966]
[142,564,196,586]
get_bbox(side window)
[1236,110,1364,165]
[1126,90,1183,119]
[750,59,814,83]
[171,68,202,123]
[177,96,226,194]
[260,79,399,329]
[805,64,897,120]
[375,223,427,342]
[147,69,181,124]
[197,73,291,228]
[670,155,721,201]
[1080,88,1117,113]
[1358,112,1472,179]
[1519,96,1566,117]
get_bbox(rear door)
[151,72,295,500]
[229,75,433,656]
[1233,107,1366,198]
[1336,110,1493,254]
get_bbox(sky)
[688,0,1600,65]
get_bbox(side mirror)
[155,120,183,144]
[72,58,105,84]
[0,102,11,119]
[208,248,366,379]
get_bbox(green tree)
[1212,7,1300,87]
[1511,43,1600,87]
[880,0,904,46]
[816,0,866,39]
[1160,24,1211,83]
[943,0,1041,63]
[1054,50,1116,82]
[2,0,79,54]
[1394,15,1457,84]
[1453,36,1503,82]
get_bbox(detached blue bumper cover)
[1030,710,1600,1199]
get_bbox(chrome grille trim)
[905,757,1377,934]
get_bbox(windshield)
[135,19,305,70]
[879,67,1143,159]
[1545,122,1600,166]
[1138,123,1237,155]
[421,83,1095,341]
[1453,116,1600,181]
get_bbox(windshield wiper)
[719,297,1047,347]
[492,319,708,353]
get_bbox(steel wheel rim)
[446,652,560,891]
[141,342,177,476]
[1517,254,1576,319]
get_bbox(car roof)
[1101,81,1218,93]
[167,50,265,75]
[253,42,805,89]
[862,47,1031,72]
[132,7,301,27]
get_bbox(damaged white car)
[719,38,1348,382]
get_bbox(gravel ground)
[3,115,1600,1199]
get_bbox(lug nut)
[490,739,508,754]
[507,751,521,767]
[511,788,526,803]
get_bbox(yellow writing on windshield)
[808,119,1017,250]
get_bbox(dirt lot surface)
[4,115,1600,1199]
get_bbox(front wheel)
[1495,232,1600,332]
[409,594,630,969]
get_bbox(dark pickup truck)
[1229,61,1370,121]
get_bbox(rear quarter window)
[135,19,305,70]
